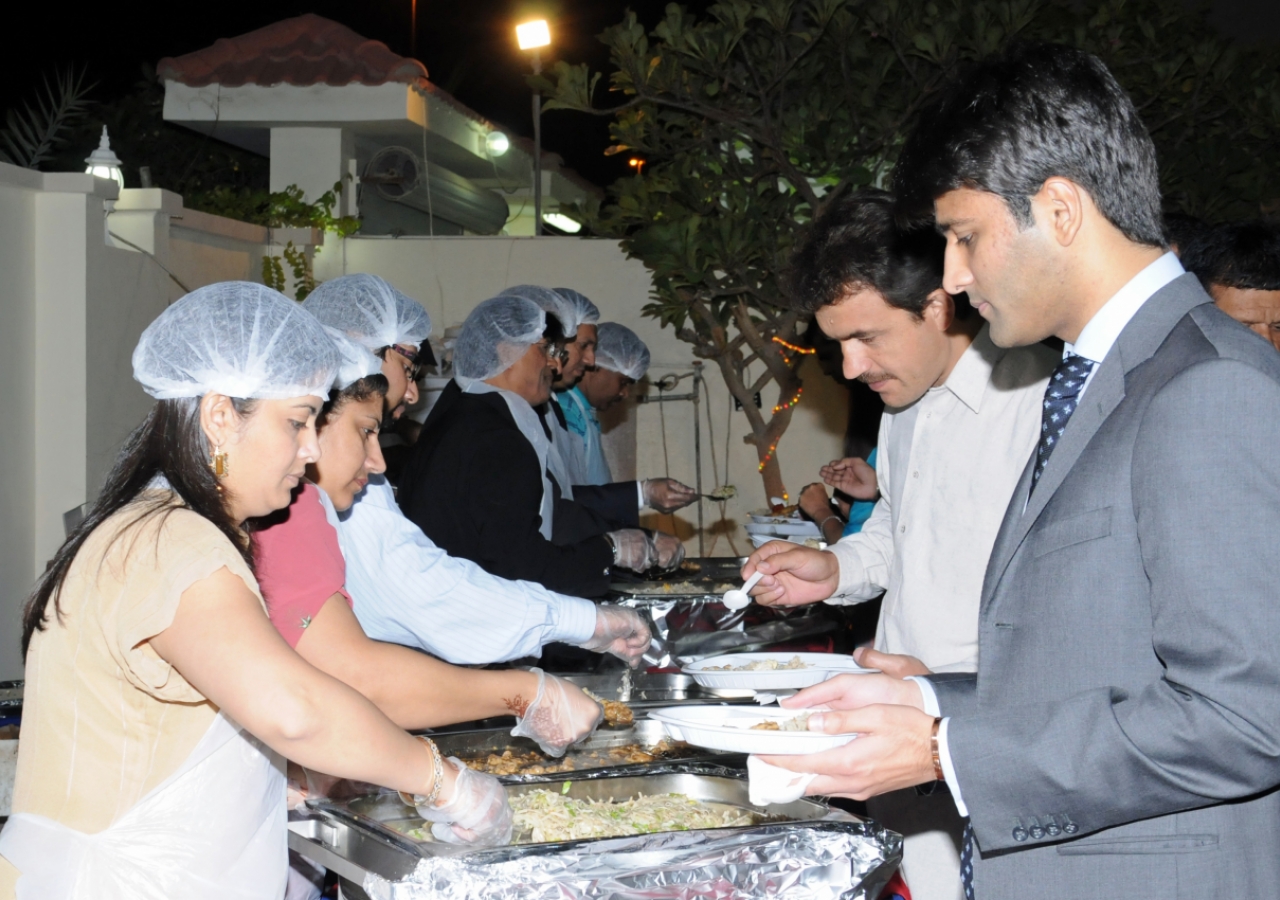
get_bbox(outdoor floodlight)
[85,126,125,191]
[486,131,510,157]
[542,212,582,234]
[516,20,551,50]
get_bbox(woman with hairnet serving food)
[252,327,605,749]
[303,276,651,667]
[399,294,669,597]
[0,283,512,900]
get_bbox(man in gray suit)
[758,42,1280,899]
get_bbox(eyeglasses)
[389,344,425,382]
[538,341,569,366]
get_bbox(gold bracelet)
[400,735,446,808]
[930,716,945,782]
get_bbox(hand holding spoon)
[722,570,764,610]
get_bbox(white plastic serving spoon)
[722,570,764,610]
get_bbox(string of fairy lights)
[755,336,815,475]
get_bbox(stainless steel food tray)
[562,672,754,703]
[303,768,837,869]
[432,719,744,783]
[292,765,902,899]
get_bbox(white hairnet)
[324,327,384,390]
[499,285,579,337]
[552,287,600,326]
[133,281,341,401]
[595,323,650,381]
[454,295,547,381]
[303,274,432,350]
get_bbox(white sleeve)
[337,477,598,664]
[908,676,970,817]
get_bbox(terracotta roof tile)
[157,14,429,89]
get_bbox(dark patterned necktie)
[1031,353,1096,495]
[960,822,975,899]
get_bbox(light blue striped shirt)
[335,475,599,664]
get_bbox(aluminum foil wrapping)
[614,596,838,668]
[360,818,901,900]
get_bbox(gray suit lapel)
[981,274,1211,609]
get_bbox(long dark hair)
[21,396,256,657]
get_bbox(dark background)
[4,0,1277,188]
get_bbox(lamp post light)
[516,19,551,236]
[85,126,125,192]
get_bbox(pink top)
[253,482,352,648]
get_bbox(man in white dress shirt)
[303,275,651,666]
[744,189,1055,900]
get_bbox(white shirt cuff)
[636,480,645,509]
[548,596,599,646]
[908,676,969,817]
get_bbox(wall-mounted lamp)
[85,126,125,191]
[542,212,581,234]
[485,131,510,157]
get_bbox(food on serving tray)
[462,739,693,777]
[702,654,809,672]
[511,789,758,842]
[748,713,812,732]
[623,581,737,595]
[583,689,635,727]
[769,502,800,516]
[679,560,702,573]
[708,484,738,500]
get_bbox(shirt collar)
[1066,251,1184,364]
[932,324,1001,415]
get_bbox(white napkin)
[747,755,817,806]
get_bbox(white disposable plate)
[683,652,875,690]
[747,534,824,549]
[648,705,857,755]
[749,513,802,525]
[745,520,821,537]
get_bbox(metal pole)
[692,362,704,556]
[411,0,417,58]
[532,50,542,236]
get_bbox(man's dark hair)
[893,42,1165,248]
[1163,211,1211,257]
[787,188,964,318]
[1182,220,1280,292]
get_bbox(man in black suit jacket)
[753,43,1280,899]
[400,296,662,598]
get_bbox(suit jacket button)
[1012,823,1029,842]
[1029,818,1045,840]
[1045,816,1062,837]
[1062,817,1079,835]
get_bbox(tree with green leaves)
[541,0,1280,502]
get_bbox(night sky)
[4,0,1277,188]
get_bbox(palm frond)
[0,68,95,169]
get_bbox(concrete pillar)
[269,127,353,206]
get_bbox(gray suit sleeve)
[949,358,1280,852]
[928,673,979,717]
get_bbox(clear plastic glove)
[509,667,604,756]
[642,477,699,513]
[608,528,656,571]
[416,758,513,847]
[648,530,686,571]
[579,605,652,667]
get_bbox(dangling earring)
[211,446,230,479]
